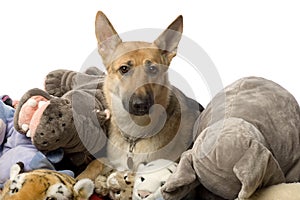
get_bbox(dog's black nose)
[129,93,154,116]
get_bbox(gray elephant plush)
[161,76,300,200]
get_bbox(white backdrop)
[1,0,299,107]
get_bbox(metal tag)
[127,156,134,170]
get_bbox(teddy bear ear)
[14,88,52,134]
[73,178,94,199]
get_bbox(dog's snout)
[129,93,154,116]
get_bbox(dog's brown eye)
[119,65,131,75]
[146,65,158,75]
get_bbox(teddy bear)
[0,162,94,200]
[0,97,64,189]
[159,76,300,200]
[13,67,110,175]
[132,159,178,200]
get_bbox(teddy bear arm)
[233,141,285,199]
[45,70,79,97]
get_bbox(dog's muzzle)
[127,93,154,116]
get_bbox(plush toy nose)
[137,190,152,199]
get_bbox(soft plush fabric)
[0,100,57,188]
[14,67,110,175]
[0,162,94,200]
[161,76,300,199]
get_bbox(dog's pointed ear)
[95,11,122,65]
[154,15,183,61]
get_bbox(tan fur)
[1,169,93,200]
[95,11,200,170]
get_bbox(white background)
[0,1,299,107]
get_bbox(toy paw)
[95,175,109,197]
[107,171,135,200]
[44,69,76,97]
[84,66,106,76]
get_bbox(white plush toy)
[133,159,177,200]
[236,182,300,200]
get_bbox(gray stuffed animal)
[14,67,110,174]
[161,76,300,200]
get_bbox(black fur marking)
[167,168,173,173]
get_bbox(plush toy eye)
[140,177,145,182]
[118,65,131,75]
[160,181,166,187]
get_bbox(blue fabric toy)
[0,99,70,188]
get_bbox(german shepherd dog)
[95,11,203,170]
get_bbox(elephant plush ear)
[14,88,51,136]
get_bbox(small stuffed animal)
[106,170,135,200]
[0,162,94,200]
[76,157,135,199]
[133,159,177,200]
[86,159,177,200]
[13,67,110,174]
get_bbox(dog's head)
[95,11,182,133]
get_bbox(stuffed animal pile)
[2,65,300,200]
[13,67,110,175]
[77,159,177,200]
[0,96,59,188]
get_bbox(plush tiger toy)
[0,162,94,200]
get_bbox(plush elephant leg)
[233,141,285,199]
[161,150,199,200]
